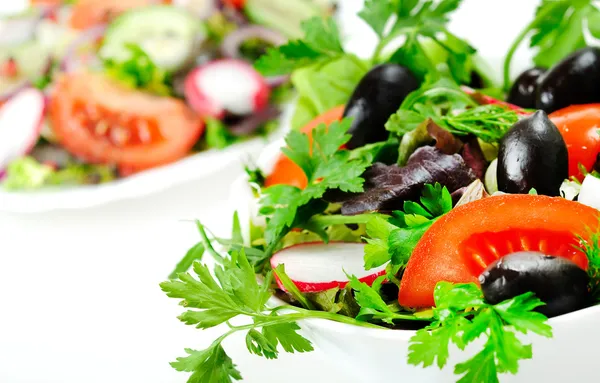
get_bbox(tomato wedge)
[264,106,345,189]
[550,104,600,181]
[398,195,600,308]
[50,71,204,171]
[70,0,157,29]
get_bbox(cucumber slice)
[245,0,331,39]
[100,6,205,72]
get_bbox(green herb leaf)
[408,282,552,383]
[260,119,371,247]
[577,224,600,300]
[350,276,426,324]
[171,344,242,382]
[274,264,315,310]
[103,43,171,96]
[262,322,314,354]
[255,16,345,76]
[168,243,205,279]
[358,0,394,37]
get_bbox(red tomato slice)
[70,0,157,29]
[50,71,204,171]
[550,104,600,181]
[264,105,346,189]
[398,194,600,308]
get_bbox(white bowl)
[230,138,600,383]
[298,304,600,383]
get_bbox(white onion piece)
[578,174,600,210]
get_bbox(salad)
[161,0,600,382]
[0,0,335,190]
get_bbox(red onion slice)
[60,24,106,73]
[221,25,286,59]
[227,105,280,137]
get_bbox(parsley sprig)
[361,0,475,82]
[162,246,386,383]
[256,0,475,84]
[408,282,552,383]
[503,0,600,90]
[255,17,346,76]
[258,118,371,255]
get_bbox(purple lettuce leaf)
[340,146,477,215]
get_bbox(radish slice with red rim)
[0,88,45,170]
[271,242,387,293]
[184,59,270,119]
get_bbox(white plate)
[0,137,269,213]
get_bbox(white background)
[0,1,538,382]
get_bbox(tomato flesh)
[265,105,345,188]
[398,195,599,308]
[550,104,600,181]
[50,72,204,170]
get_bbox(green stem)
[196,221,224,264]
[502,1,564,91]
[371,27,415,65]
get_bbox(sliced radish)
[271,242,387,293]
[184,59,270,119]
[0,88,45,170]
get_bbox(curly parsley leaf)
[255,17,345,76]
[260,118,371,246]
[408,282,552,383]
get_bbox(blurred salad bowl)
[0,0,337,212]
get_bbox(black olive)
[467,71,484,89]
[480,251,590,317]
[343,64,420,149]
[536,47,600,113]
[507,67,546,109]
[497,110,568,196]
